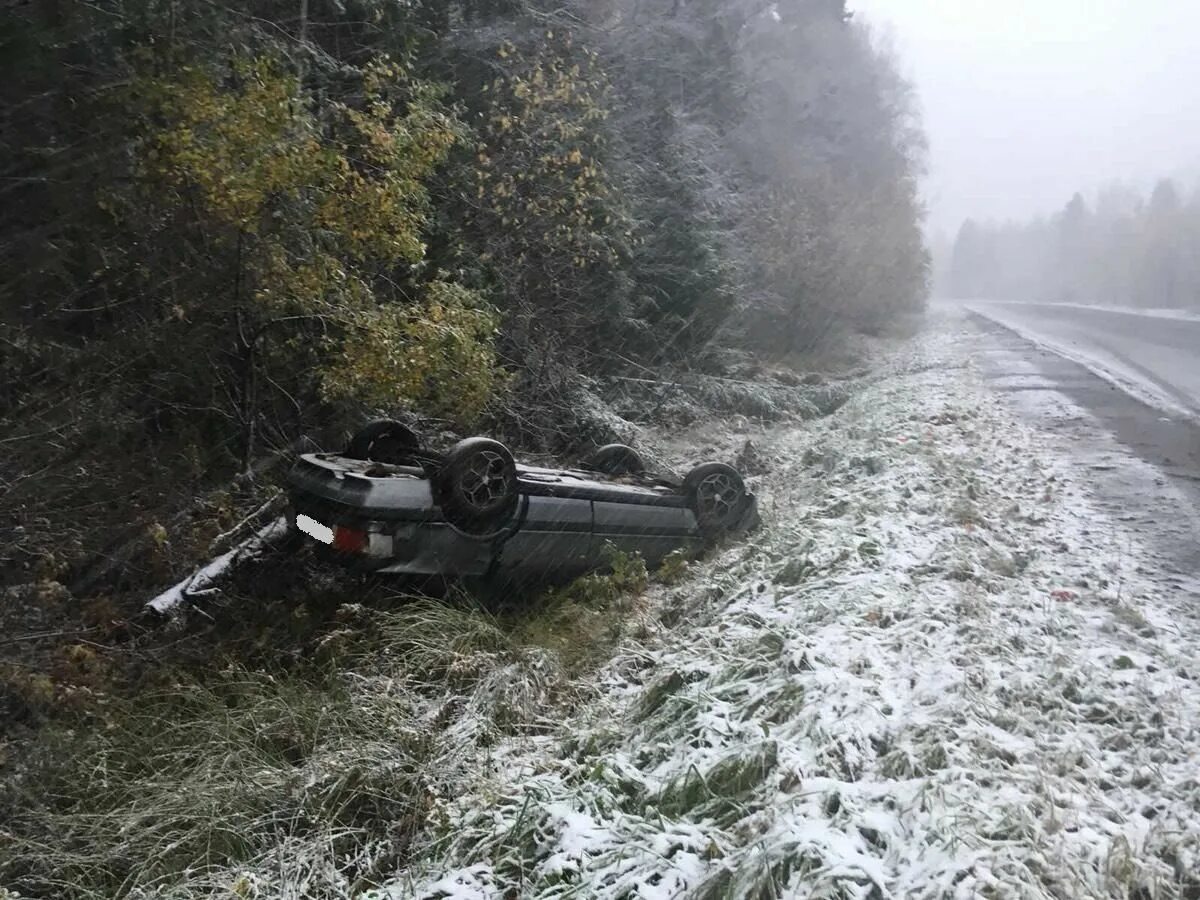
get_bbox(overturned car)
[286,420,759,578]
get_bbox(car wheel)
[346,419,421,464]
[586,443,646,476]
[685,462,748,538]
[438,438,519,534]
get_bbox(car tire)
[685,462,748,539]
[346,419,421,464]
[438,438,519,534]
[586,443,646,476]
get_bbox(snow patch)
[1046,301,1200,323]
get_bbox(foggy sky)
[847,0,1200,239]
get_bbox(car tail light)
[332,525,368,554]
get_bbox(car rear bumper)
[289,501,498,576]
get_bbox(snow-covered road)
[378,311,1200,900]
[966,301,1200,421]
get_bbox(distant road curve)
[964,300,1200,420]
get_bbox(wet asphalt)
[963,309,1200,584]
[969,301,1200,416]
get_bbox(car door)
[494,492,595,574]
[591,498,698,568]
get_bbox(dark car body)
[286,449,758,578]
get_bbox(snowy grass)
[379,321,1200,899]
[3,665,440,898]
[0,576,652,900]
[6,320,1198,899]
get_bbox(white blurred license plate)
[295,513,333,544]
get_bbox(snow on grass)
[378,319,1200,899]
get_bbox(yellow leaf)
[147,522,168,548]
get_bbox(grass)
[3,669,422,897]
[506,544,650,676]
[1,635,460,898]
[656,741,779,827]
[0,550,655,900]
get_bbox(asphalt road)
[967,301,1200,418]
[960,303,1200,581]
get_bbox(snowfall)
[374,314,1200,899]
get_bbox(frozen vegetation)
[5,317,1199,899]
[379,320,1200,899]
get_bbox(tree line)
[948,178,1200,309]
[1,0,928,478]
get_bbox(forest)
[948,178,1200,309]
[2,0,926,492]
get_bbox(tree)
[949,219,990,299]
[942,177,1200,311]
[0,0,934,510]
